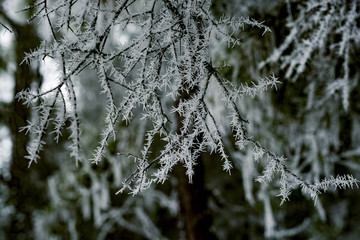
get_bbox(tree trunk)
[0,11,53,238]
[173,155,217,240]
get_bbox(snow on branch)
[259,0,360,111]
[19,0,358,201]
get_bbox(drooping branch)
[17,0,359,203]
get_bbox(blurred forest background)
[1,0,360,239]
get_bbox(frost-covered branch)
[259,0,360,111]
[18,0,358,202]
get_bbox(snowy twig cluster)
[17,0,358,201]
[259,0,360,111]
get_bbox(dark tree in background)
[0,3,54,239]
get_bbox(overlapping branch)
[18,0,358,201]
